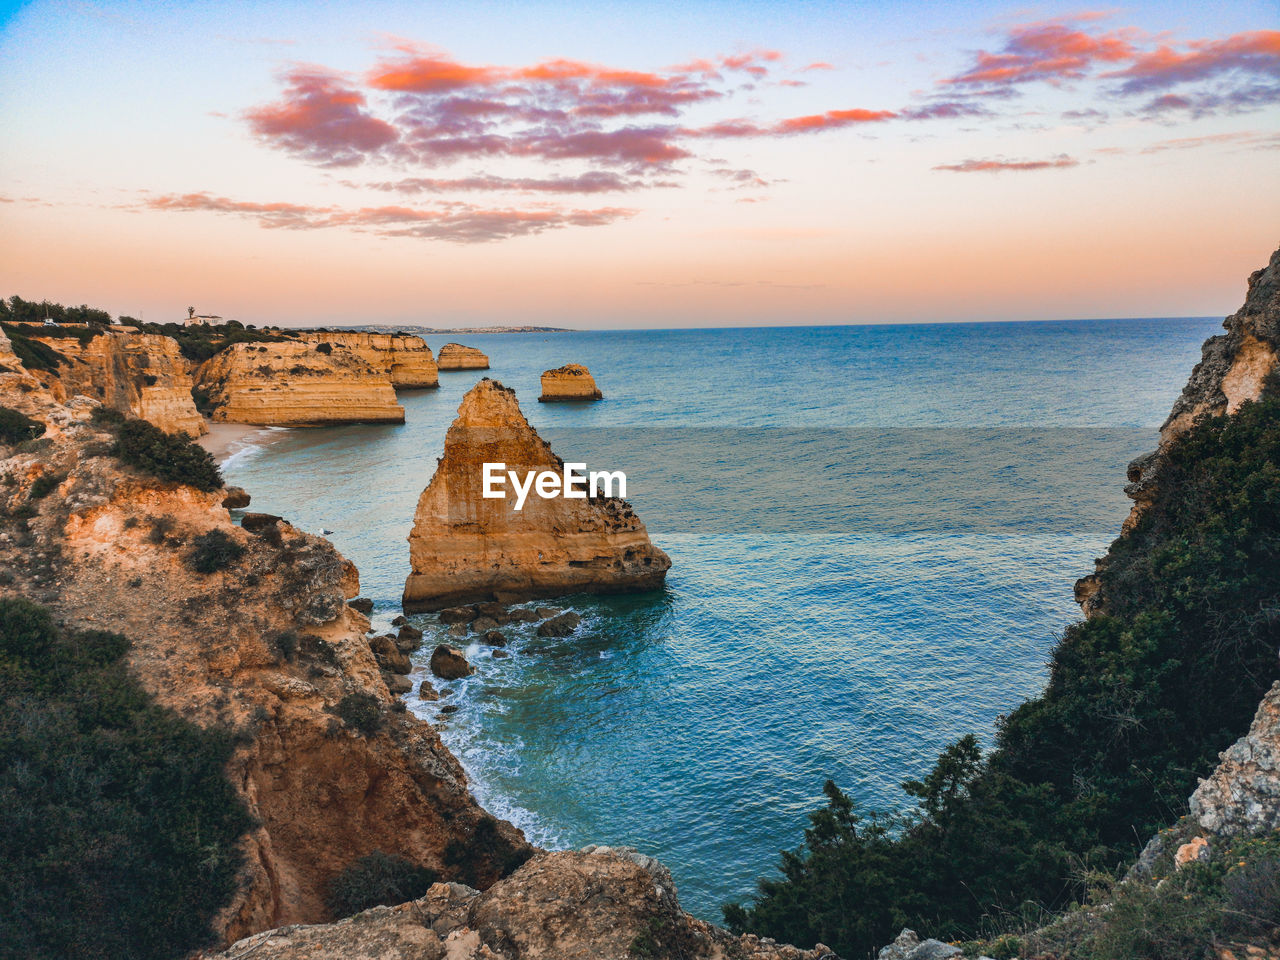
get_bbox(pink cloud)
[945,22,1137,87]
[1105,30,1280,93]
[145,191,635,243]
[362,172,650,193]
[244,66,400,167]
[933,155,1079,172]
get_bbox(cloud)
[933,155,1079,172]
[1105,30,1280,93]
[1135,130,1280,153]
[244,45,950,179]
[1137,83,1280,118]
[361,171,652,193]
[144,191,635,242]
[944,21,1137,88]
[244,66,400,167]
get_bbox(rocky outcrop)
[403,379,670,611]
[25,326,206,436]
[1190,680,1280,837]
[1078,246,1280,615]
[0,380,527,946]
[210,847,838,960]
[296,332,439,389]
[195,342,405,426]
[437,343,490,370]
[539,363,602,401]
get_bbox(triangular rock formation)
[403,379,669,610]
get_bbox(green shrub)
[0,597,253,959]
[187,529,245,574]
[1,322,68,371]
[90,404,126,426]
[27,474,62,500]
[270,630,299,662]
[336,692,382,736]
[0,406,45,445]
[325,851,438,918]
[112,417,222,491]
[729,394,1280,957]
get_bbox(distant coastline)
[303,324,573,335]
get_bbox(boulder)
[369,634,411,674]
[492,649,509,659]
[535,607,561,619]
[391,614,408,626]
[382,672,412,696]
[241,512,283,533]
[507,608,540,623]
[471,616,499,633]
[397,623,423,642]
[439,605,478,624]
[419,679,439,701]
[347,597,374,615]
[539,363,603,402]
[480,631,507,647]
[430,644,473,680]
[222,486,251,509]
[537,612,581,637]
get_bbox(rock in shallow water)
[430,644,473,680]
[537,612,581,637]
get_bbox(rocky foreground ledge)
[208,848,837,960]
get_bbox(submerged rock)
[537,612,581,637]
[439,605,478,624]
[539,363,603,401]
[430,644,473,680]
[402,379,670,611]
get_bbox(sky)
[0,0,1277,328]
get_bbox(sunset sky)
[1,0,1277,328]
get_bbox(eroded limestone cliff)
[1076,244,1280,614]
[539,363,602,401]
[437,343,490,370]
[24,326,206,436]
[0,367,526,947]
[196,341,405,426]
[296,332,439,389]
[403,379,670,610]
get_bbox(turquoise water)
[221,318,1221,919]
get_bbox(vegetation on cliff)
[0,598,253,960]
[102,413,223,491]
[727,383,1280,957]
[0,405,46,445]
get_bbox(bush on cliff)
[728,393,1280,957]
[111,417,222,492]
[0,405,45,445]
[325,851,439,918]
[1,322,68,372]
[0,597,253,960]
[187,529,246,574]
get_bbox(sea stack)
[403,379,670,611]
[539,363,603,401]
[437,343,490,370]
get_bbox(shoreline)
[197,420,272,464]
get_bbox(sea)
[219,317,1221,921]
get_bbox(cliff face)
[0,370,527,946]
[210,847,838,960]
[437,343,490,370]
[1077,245,1280,615]
[26,327,206,436]
[539,363,602,401]
[296,332,439,389]
[403,379,670,611]
[1190,679,1280,838]
[196,341,406,426]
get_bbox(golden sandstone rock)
[296,331,439,389]
[403,379,669,610]
[0,368,528,946]
[437,342,490,370]
[29,327,207,436]
[195,341,405,426]
[539,363,602,401]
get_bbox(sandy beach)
[197,420,266,463]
